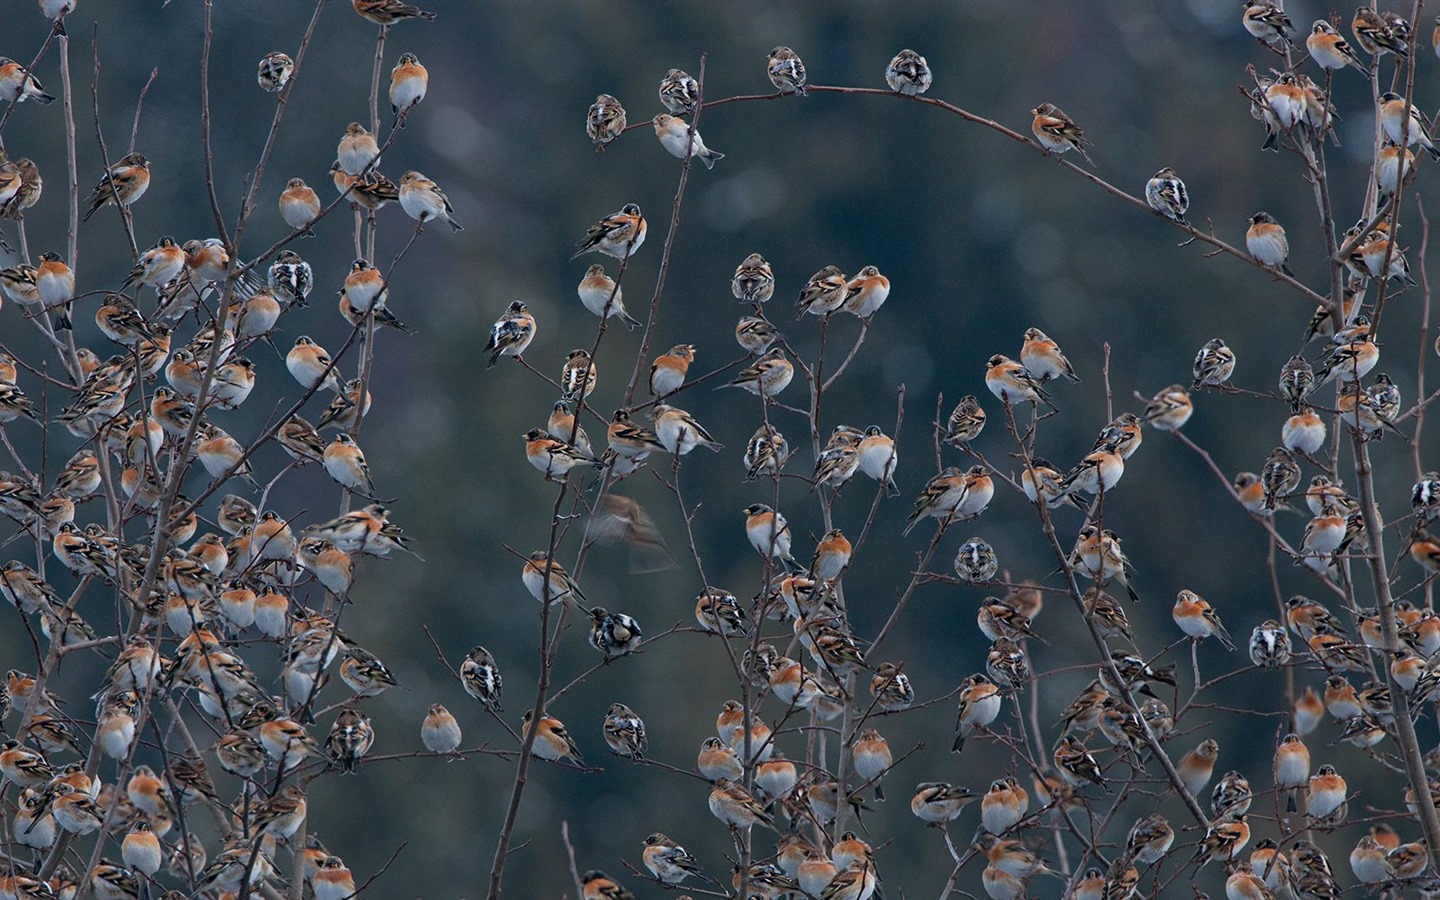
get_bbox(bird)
[1246,212,1294,276]
[1307,20,1370,75]
[560,348,597,401]
[398,170,463,231]
[642,832,707,886]
[944,395,987,447]
[337,122,381,176]
[1260,447,1301,510]
[325,707,375,773]
[722,348,793,397]
[1030,102,1094,165]
[796,265,848,318]
[1020,327,1080,383]
[885,48,932,95]
[953,673,1003,752]
[985,354,1053,409]
[1274,733,1311,812]
[1305,764,1346,819]
[278,178,321,235]
[649,343,695,396]
[522,550,587,606]
[35,251,75,328]
[652,404,722,455]
[572,203,646,259]
[1144,167,1188,225]
[522,709,584,767]
[1171,589,1236,650]
[910,782,977,824]
[732,252,776,304]
[585,93,626,149]
[652,113,724,168]
[852,727,892,800]
[1243,0,1293,45]
[1249,620,1292,668]
[484,301,536,367]
[708,778,773,830]
[658,68,699,114]
[389,51,428,122]
[1353,7,1408,57]
[525,429,600,480]
[1379,92,1440,159]
[0,57,54,104]
[352,0,437,24]
[577,264,641,329]
[588,608,643,659]
[287,336,341,392]
[744,503,795,567]
[767,46,808,96]
[843,265,891,317]
[257,50,294,92]
[460,646,502,712]
[601,702,647,758]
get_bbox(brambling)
[1277,355,1316,417]
[217,493,257,535]
[461,646,503,712]
[1259,446,1300,510]
[851,727,892,800]
[1242,0,1292,45]
[1353,7,1407,57]
[1264,72,1306,130]
[231,287,281,340]
[1144,166,1188,226]
[1387,840,1428,879]
[795,265,847,318]
[1412,530,1440,572]
[731,253,777,306]
[1123,812,1174,866]
[339,165,400,209]
[977,833,1060,880]
[903,466,968,535]
[1191,337,1236,390]
[1415,470,1440,524]
[1306,20,1368,77]
[1247,619,1291,669]
[1271,733,1311,812]
[697,736,743,780]
[744,503,795,566]
[318,378,376,432]
[0,739,53,787]
[1378,139,1418,203]
[1192,815,1250,868]
[767,46,808,96]
[353,0,436,23]
[588,606,643,658]
[985,353,1053,410]
[1070,526,1140,602]
[337,646,397,696]
[278,178,321,237]
[1249,839,1292,894]
[123,233,184,289]
[1380,91,1440,158]
[0,562,59,615]
[1030,102,1095,169]
[657,68,700,115]
[731,318,778,362]
[602,702,646,759]
[0,382,40,424]
[94,293,151,344]
[653,113,724,168]
[1309,625,1369,672]
[910,781,977,824]
[753,752,798,802]
[523,550,587,606]
[885,47,932,96]
[607,408,665,460]
[122,819,163,877]
[1305,763,1346,819]
[0,263,40,308]
[50,783,104,835]
[980,864,1027,900]
[1172,589,1235,650]
[979,777,1028,834]
[0,156,41,218]
[812,441,860,492]
[653,403,722,454]
[937,396,985,449]
[952,672,1002,751]
[340,256,389,315]
[548,401,592,456]
[522,709,584,767]
[210,355,257,409]
[1241,213,1296,282]
[0,57,53,104]
[399,169,463,231]
[573,203,646,259]
[647,344,695,397]
[308,856,358,900]
[1057,439,1124,501]
[696,587,749,636]
[388,51,427,122]
[1018,327,1079,384]
[1082,587,1132,641]
[1071,867,1105,900]
[721,347,793,399]
[559,348,597,401]
[286,336,341,394]
[954,536,998,583]
[869,661,914,710]
[252,784,308,839]
[256,50,293,93]
[1290,685,1324,736]
[337,122,380,176]
[709,778,773,829]
[809,528,852,581]
[643,833,706,886]
[586,93,626,149]
[843,265,890,317]
[83,152,149,221]
[1211,769,1253,818]
[1343,835,1393,885]
[577,263,640,329]
[35,251,74,328]
[485,300,536,367]
[796,852,838,897]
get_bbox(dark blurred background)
[2,0,1437,897]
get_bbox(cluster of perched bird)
[5,0,1440,898]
